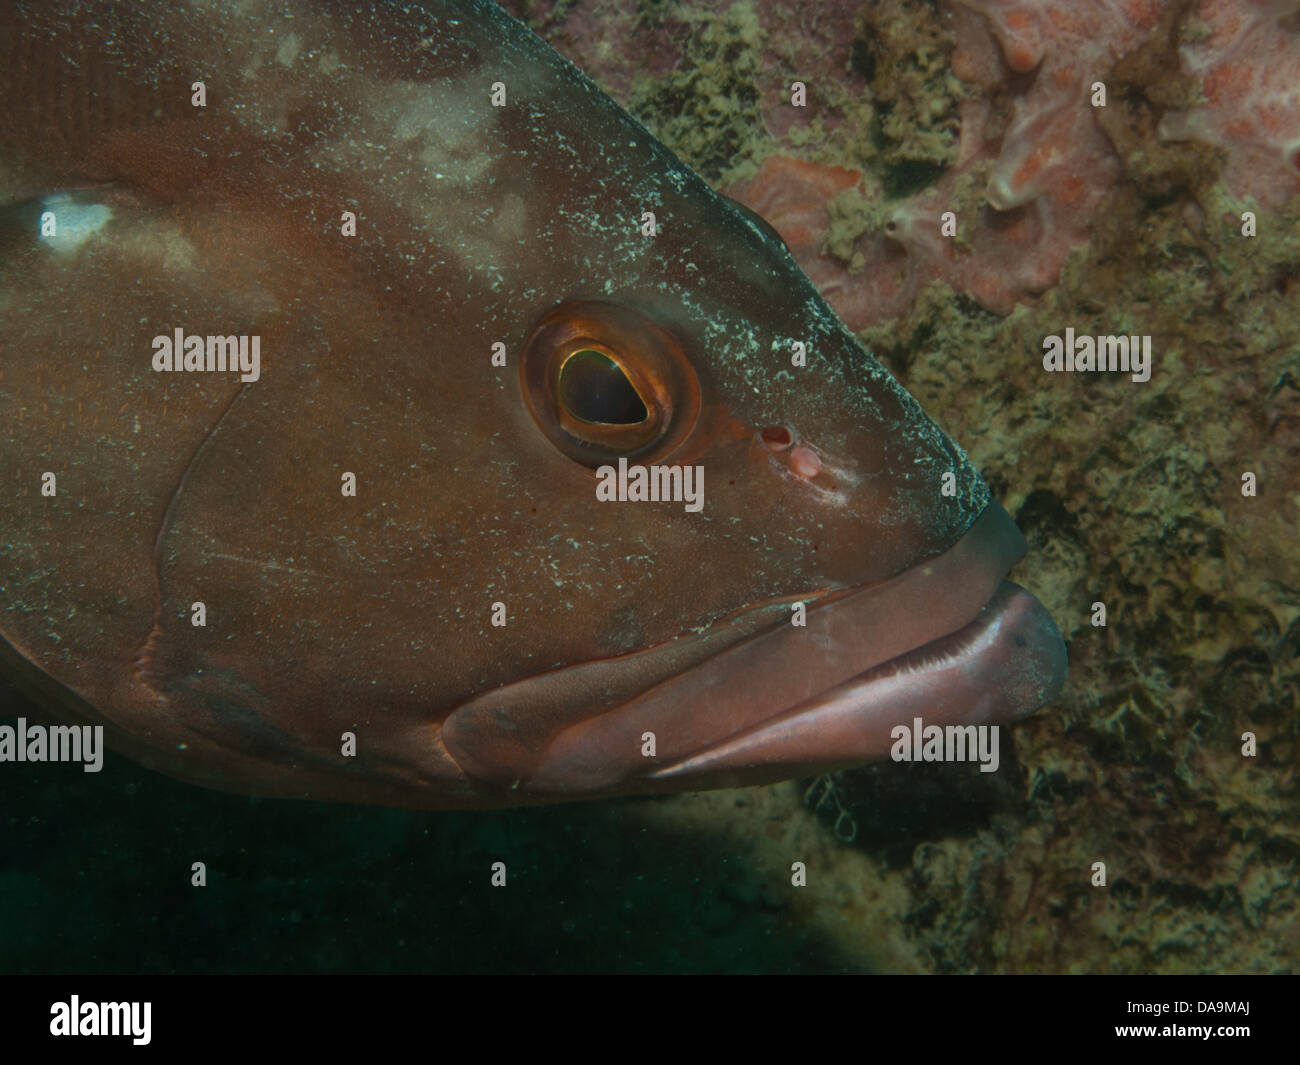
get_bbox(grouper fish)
[0,0,1067,808]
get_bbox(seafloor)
[2,0,1297,973]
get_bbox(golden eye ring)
[520,301,700,469]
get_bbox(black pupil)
[559,350,648,425]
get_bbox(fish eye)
[557,349,649,426]
[520,300,700,469]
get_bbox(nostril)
[791,445,822,479]
[760,425,792,450]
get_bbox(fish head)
[435,164,1069,802]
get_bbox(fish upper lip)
[455,500,1064,798]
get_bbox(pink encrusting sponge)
[1158,0,1300,208]
[728,0,1300,330]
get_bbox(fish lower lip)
[645,580,1067,787]
[497,500,1063,796]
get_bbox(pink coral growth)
[732,0,1300,330]
[952,0,1163,210]
[731,0,1166,328]
[1159,0,1300,207]
[727,154,1074,327]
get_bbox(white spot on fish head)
[38,196,114,257]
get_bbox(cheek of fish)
[0,0,1066,809]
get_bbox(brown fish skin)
[0,0,1066,808]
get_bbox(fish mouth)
[642,580,1064,790]
[442,501,1067,799]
